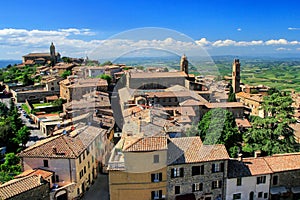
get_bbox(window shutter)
[200,183,203,191]
[180,168,184,177]
[151,191,155,199]
[212,164,215,173]
[159,190,162,198]
[192,184,195,192]
[257,177,259,184]
[219,180,222,188]
[151,174,155,182]
[201,165,204,175]
[159,173,162,181]
[171,169,174,178]
[221,162,224,172]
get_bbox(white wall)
[226,175,270,200]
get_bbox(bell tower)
[50,42,56,65]
[232,59,241,93]
[180,54,188,74]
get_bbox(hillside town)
[0,43,299,200]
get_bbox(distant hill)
[0,60,22,69]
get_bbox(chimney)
[52,146,57,154]
[254,150,261,158]
[237,153,243,162]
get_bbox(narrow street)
[82,173,109,200]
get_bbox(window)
[79,156,82,164]
[87,146,90,155]
[92,155,94,163]
[273,175,278,185]
[233,193,241,199]
[212,163,224,173]
[192,165,204,176]
[264,193,268,199]
[151,190,162,200]
[43,160,48,167]
[151,173,162,182]
[192,183,203,192]
[55,175,59,182]
[84,166,86,174]
[79,170,83,179]
[82,151,85,160]
[237,177,242,186]
[258,192,263,198]
[171,167,184,178]
[257,176,266,184]
[88,161,90,168]
[153,155,159,163]
[212,180,222,189]
[175,186,180,194]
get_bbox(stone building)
[18,125,108,199]
[236,92,264,117]
[167,137,229,200]
[232,59,241,93]
[22,43,61,66]
[60,77,108,102]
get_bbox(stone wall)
[167,160,227,200]
[11,182,50,200]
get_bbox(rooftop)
[168,137,229,164]
[0,175,44,199]
[129,71,187,79]
[123,136,168,152]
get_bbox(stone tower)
[232,58,241,93]
[180,54,188,74]
[50,42,56,65]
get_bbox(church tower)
[50,42,56,65]
[232,58,241,93]
[180,54,188,74]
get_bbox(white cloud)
[265,39,288,45]
[276,47,291,51]
[237,28,242,31]
[1,28,300,59]
[288,27,300,30]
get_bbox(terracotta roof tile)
[18,134,85,159]
[15,169,53,179]
[205,102,244,108]
[0,175,43,199]
[264,153,300,172]
[168,137,229,164]
[123,136,167,152]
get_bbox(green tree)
[100,61,113,66]
[22,73,34,86]
[243,92,297,156]
[62,56,72,63]
[61,70,71,79]
[0,153,21,183]
[14,126,30,148]
[198,108,241,157]
[0,102,9,117]
[98,74,112,85]
[228,86,237,102]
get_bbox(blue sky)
[1,0,300,59]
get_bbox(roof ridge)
[20,134,63,154]
[0,174,39,188]
[62,135,81,158]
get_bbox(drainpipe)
[69,158,72,182]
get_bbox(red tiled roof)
[18,134,85,159]
[264,153,300,172]
[236,92,263,102]
[168,137,229,164]
[123,136,167,152]
[242,157,273,176]
[130,71,187,78]
[0,175,43,199]
[205,102,244,108]
[235,118,252,128]
[15,169,53,179]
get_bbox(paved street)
[14,102,46,147]
[82,173,109,200]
